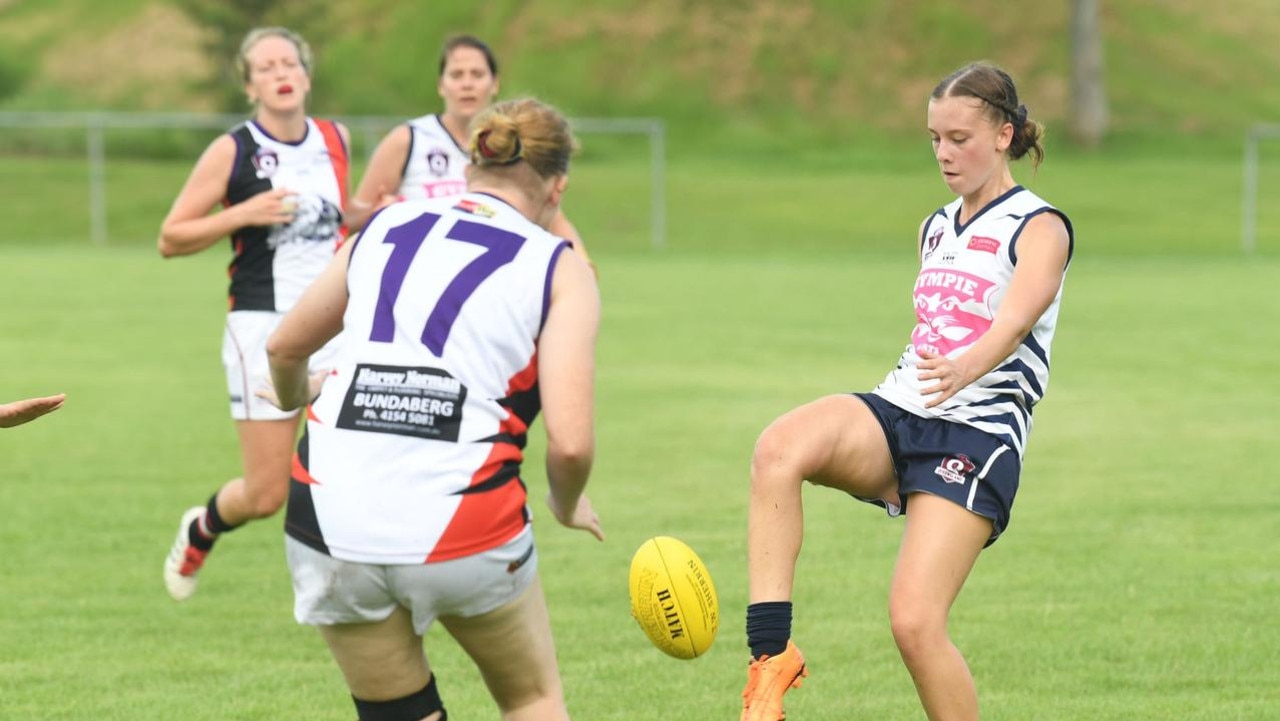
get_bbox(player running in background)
[157,27,350,602]
[740,61,1073,721]
[345,35,591,264]
[259,97,602,721]
[0,393,65,428]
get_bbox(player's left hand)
[916,350,972,409]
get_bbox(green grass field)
[2,166,1279,720]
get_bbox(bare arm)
[347,125,411,232]
[264,239,353,410]
[549,209,592,265]
[537,247,603,540]
[918,212,1071,407]
[0,394,66,428]
[158,135,297,258]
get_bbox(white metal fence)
[0,111,666,249]
[1241,122,1280,254]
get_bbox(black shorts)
[853,393,1021,546]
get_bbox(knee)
[750,421,806,490]
[240,479,287,519]
[888,598,949,664]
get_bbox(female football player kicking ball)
[741,61,1073,721]
[260,97,603,721]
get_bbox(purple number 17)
[368,212,526,355]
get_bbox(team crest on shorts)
[252,148,279,179]
[934,453,976,485]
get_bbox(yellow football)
[628,536,719,659]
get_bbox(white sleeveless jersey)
[286,193,569,565]
[873,186,1074,457]
[398,114,469,201]
[225,118,348,311]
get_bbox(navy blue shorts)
[853,393,1021,546]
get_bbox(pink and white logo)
[912,269,996,356]
[967,236,1001,254]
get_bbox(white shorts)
[286,526,538,635]
[221,311,343,421]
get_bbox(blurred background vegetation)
[1,0,1278,154]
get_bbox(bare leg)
[318,606,442,721]
[440,575,568,721]
[749,395,898,603]
[215,417,300,525]
[889,493,992,721]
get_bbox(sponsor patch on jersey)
[427,147,451,177]
[967,236,1001,254]
[335,363,467,441]
[252,148,279,179]
[455,198,497,218]
[934,453,976,485]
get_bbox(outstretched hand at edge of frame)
[0,394,66,428]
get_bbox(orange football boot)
[740,640,808,721]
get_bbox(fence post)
[650,120,666,251]
[87,113,107,245]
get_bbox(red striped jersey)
[286,193,569,564]
[225,117,348,311]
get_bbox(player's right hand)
[237,188,298,227]
[546,492,604,542]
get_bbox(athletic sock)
[746,601,793,659]
[187,493,242,551]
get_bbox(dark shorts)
[853,393,1021,546]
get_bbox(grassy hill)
[3,0,1280,151]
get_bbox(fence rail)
[0,111,666,249]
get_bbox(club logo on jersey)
[252,148,279,179]
[934,454,976,485]
[967,236,1001,254]
[427,147,450,177]
[912,269,997,355]
[455,198,496,218]
[923,226,944,260]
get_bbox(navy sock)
[746,601,792,659]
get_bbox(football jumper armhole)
[540,241,571,331]
[316,119,350,240]
[1007,207,1074,269]
[400,123,416,180]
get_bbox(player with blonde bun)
[741,61,1073,721]
[158,26,350,603]
[259,97,601,721]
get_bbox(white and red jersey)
[225,117,348,312]
[397,114,469,201]
[873,186,1074,457]
[286,193,569,565]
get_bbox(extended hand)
[0,393,66,428]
